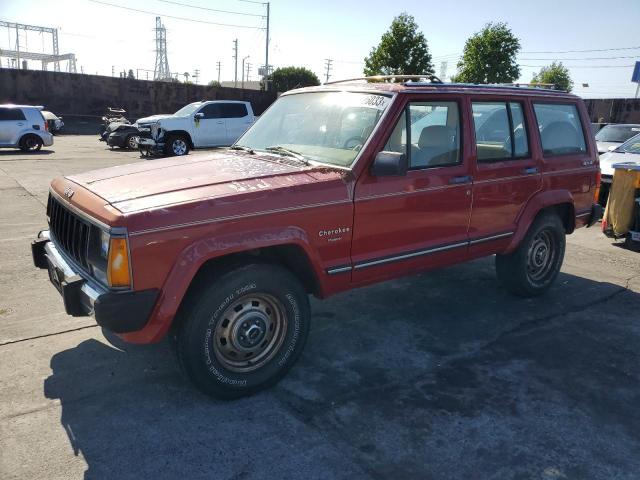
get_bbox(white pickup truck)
[135,100,256,156]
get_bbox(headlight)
[88,227,131,288]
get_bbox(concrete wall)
[0,69,277,134]
[583,98,640,124]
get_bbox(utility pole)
[193,68,200,85]
[242,55,250,89]
[233,39,238,88]
[264,2,270,90]
[324,58,333,83]
[216,61,221,83]
[112,65,115,77]
[246,63,252,83]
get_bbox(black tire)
[124,134,138,150]
[175,263,310,399]
[495,213,566,297]
[19,134,43,152]
[164,134,190,156]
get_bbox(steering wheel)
[343,136,363,151]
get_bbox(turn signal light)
[107,237,131,287]
[593,170,601,204]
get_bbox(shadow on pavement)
[0,149,55,157]
[43,258,640,479]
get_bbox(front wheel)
[495,213,566,297]
[164,134,190,156]
[175,263,310,399]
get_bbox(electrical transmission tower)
[193,69,200,84]
[324,59,333,84]
[440,61,448,81]
[233,39,238,88]
[153,17,170,81]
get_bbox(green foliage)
[364,13,434,77]
[268,67,320,92]
[531,62,573,92]
[208,80,222,88]
[453,22,521,84]
[127,69,135,80]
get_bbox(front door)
[0,107,24,145]
[192,103,227,146]
[352,95,473,285]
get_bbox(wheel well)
[539,203,575,233]
[165,130,193,148]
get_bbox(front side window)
[236,91,391,167]
[0,108,26,121]
[383,101,461,169]
[472,102,529,161]
[533,103,587,156]
[199,103,222,119]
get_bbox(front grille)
[47,193,91,270]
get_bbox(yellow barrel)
[603,161,640,236]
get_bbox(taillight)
[44,120,48,132]
[593,170,601,204]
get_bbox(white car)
[0,104,54,152]
[598,133,640,204]
[42,110,64,134]
[135,100,256,156]
[595,124,640,154]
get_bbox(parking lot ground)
[1,135,640,479]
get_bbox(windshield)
[595,124,640,143]
[616,133,640,154]
[174,102,202,116]
[235,91,392,167]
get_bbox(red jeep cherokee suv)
[32,76,602,398]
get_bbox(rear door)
[351,94,473,285]
[468,97,542,256]
[0,107,26,145]
[531,101,595,216]
[192,103,227,146]
[221,103,253,144]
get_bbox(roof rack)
[325,74,443,85]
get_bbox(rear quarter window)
[533,103,587,156]
[221,103,248,118]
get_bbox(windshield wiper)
[265,146,309,164]
[230,144,254,154]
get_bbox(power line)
[157,0,265,17]
[87,0,264,29]
[523,45,640,54]
[520,55,639,61]
[521,64,635,68]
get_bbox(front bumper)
[106,131,129,148]
[32,230,159,333]
[136,137,165,155]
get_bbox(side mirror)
[608,145,617,152]
[370,151,408,176]
[194,112,204,120]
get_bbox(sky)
[1,0,639,97]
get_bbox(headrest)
[419,125,454,149]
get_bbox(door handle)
[17,123,24,126]
[522,167,539,175]
[216,121,224,124]
[449,175,472,185]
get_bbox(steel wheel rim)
[212,293,288,373]
[527,229,557,283]
[172,139,187,155]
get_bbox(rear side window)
[472,102,529,161]
[0,108,26,121]
[383,101,461,169]
[533,103,586,156]
[221,103,248,118]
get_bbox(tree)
[453,22,521,84]
[267,66,320,92]
[531,61,573,92]
[364,13,434,78]
[127,69,135,79]
[208,80,222,88]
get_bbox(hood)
[598,151,634,176]
[66,151,342,214]
[596,141,620,154]
[136,114,177,124]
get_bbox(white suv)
[135,100,256,156]
[0,105,54,152]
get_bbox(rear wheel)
[175,263,310,399]
[165,134,190,156]
[19,134,43,152]
[124,134,138,150]
[495,213,566,297]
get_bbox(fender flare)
[163,129,194,148]
[504,189,575,254]
[120,226,323,343]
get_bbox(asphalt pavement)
[1,136,639,480]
